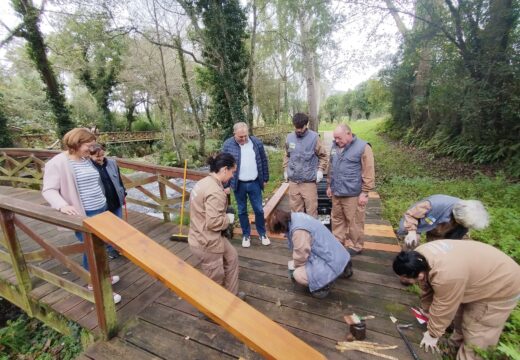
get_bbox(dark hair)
[292,113,309,128]
[392,250,429,279]
[207,152,236,173]
[89,143,105,155]
[267,209,291,234]
[392,251,429,278]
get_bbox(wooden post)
[0,209,33,316]
[84,232,118,339]
[158,177,171,222]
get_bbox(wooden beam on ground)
[365,224,396,238]
[263,182,289,220]
[84,212,325,360]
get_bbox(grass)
[322,117,520,359]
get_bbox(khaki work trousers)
[331,195,366,252]
[451,297,519,360]
[189,239,239,295]
[289,181,318,217]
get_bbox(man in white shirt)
[222,122,271,248]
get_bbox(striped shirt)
[69,159,106,211]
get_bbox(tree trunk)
[298,11,319,131]
[13,0,74,138]
[246,0,258,130]
[175,36,206,157]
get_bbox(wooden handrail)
[84,212,326,360]
[0,195,117,338]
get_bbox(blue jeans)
[75,205,109,271]
[111,206,123,219]
[234,180,266,237]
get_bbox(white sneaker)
[260,235,271,246]
[87,275,120,291]
[242,236,251,248]
[113,292,122,304]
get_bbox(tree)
[53,15,126,131]
[179,0,250,140]
[0,92,13,147]
[3,0,74,137]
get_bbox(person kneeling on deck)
[393,240,520,360]
[188,153,246,300]
[267,209,353,299]
[397,195,489,249]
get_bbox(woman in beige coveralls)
[188,153,245,299]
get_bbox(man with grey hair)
[326,124,375,255]
[222,122,270,248]
[398,194,490,248]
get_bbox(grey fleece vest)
[329,136,367,196]
[398,195,461,234]
[288,213,350,292]
[286,130,319,183]
[105,158,126,206]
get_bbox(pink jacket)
[42,152,86,216]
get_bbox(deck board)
[0,185,435,360]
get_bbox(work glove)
[404,231,418,248]
[226,213,235,224]
[284,170,288,182]
[288,260,295,270]
[316,170,323,183]
[420,331,439,353]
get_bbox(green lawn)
[320,118,519,359]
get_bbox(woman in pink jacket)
[42,128,121,304]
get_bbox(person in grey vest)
[398,195,489,248]
[284,113,328,218]
[326,124,375,256]
[267,209,353,299]
[90,144,127,259]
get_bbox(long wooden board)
[84,212,325,360]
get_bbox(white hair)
[233,122,249,133]
[452,200,490,230]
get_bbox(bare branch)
[0,22,25,47]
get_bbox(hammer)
[390,316,420,360]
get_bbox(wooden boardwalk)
[0,185,435,360]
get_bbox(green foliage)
[384,1,520,177]
[0,92,13,147]
[0,315,82,359]
[352,118,519,358]
[190,0,249,139]
[132,119,160,132]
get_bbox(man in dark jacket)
[222,122,270,248]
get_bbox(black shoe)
[343,261,353,279]
[346,247,362,256]
[108,250,121,259]
[311,282,333,299]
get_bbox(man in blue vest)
[222,122,270,248]
[327,124,375,256]
[283,113,328,218]
[397,195,489,248]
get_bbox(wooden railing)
[0,149,207,222]
[0,195,118,339]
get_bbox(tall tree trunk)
[144,94,153,124]
[246,0,258,130]
[125,100,136,131]
[175,36,206,157]
[12,0,74,137]
[298,11,319,131]
[152,0,181,162]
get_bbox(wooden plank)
[82,337,162,360]
[84,212,326,360]
[263,182,289,219]
[365,224,396,238]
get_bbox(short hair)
[336,123,352,134]
[267,209,291,234]
[392,251,429,278]
[207,152,236,173]
[62,128,96,153]
[233,122,249,133]
[452,200,490,230]
[89,143,105,155]
[292,113,309,128]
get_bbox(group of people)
[42,123,519,360]
[42,128,126,303]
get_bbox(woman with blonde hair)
[42,128,121,303]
